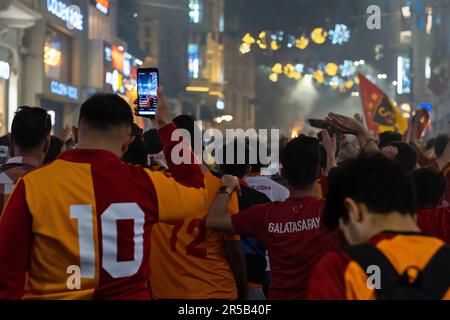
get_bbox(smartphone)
[308,119,328,129]
[137,68,159,116]
[308,118,341,137]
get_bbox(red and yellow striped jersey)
[150,171,239,299]
[0,123,206,300]
[308,232,450,300]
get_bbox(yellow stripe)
[23,160,99,299]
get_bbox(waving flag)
[358,73,408,133]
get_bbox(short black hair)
[79,94,133,131]
[281,135,320,189]
[249,139,268,173]
[412,168,447,209]
[219,139,250,178]
[44,136,64,164]
[434,134,449,158]
[324,154,417,229]
[11,106,51,150]
[389,142,418,173]
[122,136,149,166]
[173,114,199,147]
[378,131,402,149]
[143,129,163,154]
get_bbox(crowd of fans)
[0,90,448,300]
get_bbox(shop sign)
[50,80,78,100]
[47,0,84,31]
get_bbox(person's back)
[243,149,290,202]
[245,175,289,202]
[0,106,51,212]
[413,168,450,244]
[236,181,270,299]
[150,115,243,300]
[309,155,450,300]
[310,232,449,299]
[0,92,206,299]
[150,171,239,299]
[207,135,342,299]
[241,196,340,299]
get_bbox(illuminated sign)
[397,56,411,95]
[188,43,200,79]
[105,70,123,93]
[0,61,10,80]
[123,52,132,77]
[111,45,124,72]
[91,0,110,15]
[44,45,62,67]
[46,0,84,31]
[104,46,112,62]
[50,81,78,100]
[104,43,139,94]
[420,103,433,111]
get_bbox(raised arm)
[326,113,379,154]
[144,88,206,222]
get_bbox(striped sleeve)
[145,122,206,222]
[0,179,32,299]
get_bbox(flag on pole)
[358,73,408,133]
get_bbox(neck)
[77,140,122,158]
[364,211,421,240]
[12,146,44,165]
[289,183,317,198]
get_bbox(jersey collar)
[58,149,121,163]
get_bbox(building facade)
[0,0,41,135]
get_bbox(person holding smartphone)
[0,86,207,300]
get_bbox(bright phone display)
[137,68,159,116]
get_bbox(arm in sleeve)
[146,169,207,222]
[307,251,350,300]
[223,192,240,241]
[230,203,268,238]
[0,179,32,299]
[148,123,206,222]
[158,123,204,188]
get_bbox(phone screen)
[137,68,159,116]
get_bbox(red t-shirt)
[231,196,342,300]
[417,207,450,244]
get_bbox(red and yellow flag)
[358,73,408,134]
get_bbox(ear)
[71,126,79,144]
[344,197,363,223]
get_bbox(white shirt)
[244,175,290,202]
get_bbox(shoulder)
[308,249,353,299]
[239,185,271,206]
[318,249,352,269]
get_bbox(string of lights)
[240,24,351,54]
[266,59,368,95]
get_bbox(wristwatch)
[218,185,233,197]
